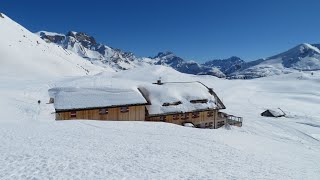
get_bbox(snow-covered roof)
[49,87,148,111]
[139,82,222,116]
[265,109,286,117]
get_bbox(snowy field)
[0,66,320,179]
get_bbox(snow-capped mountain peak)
[66,31,97,48]
[269,43,320,60]
[153,51,175,58]
[151,51,225,77]
[154,51,184,66]
[36,30,320,79]
[37,31,152,71]
[231,43,320,79]
[203,56,246,75]
[37,31,226,77]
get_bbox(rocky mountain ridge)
[37,31,320,79]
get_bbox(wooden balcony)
[226,115,243,127]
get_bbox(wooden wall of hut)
[56,105,145,121]
[215,112,228,128]
[146,110,223,128]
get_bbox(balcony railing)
[226,115,243,127]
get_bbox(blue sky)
[2,0,320,62]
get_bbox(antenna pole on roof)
[154,77,163,85]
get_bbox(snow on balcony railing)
[226,115,243,126]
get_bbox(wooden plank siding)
[146,110,219,127]
[55,106,226,129]
[216,112,227,128]
[56,105,145,121]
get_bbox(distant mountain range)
[1,11,319,79]
[37,30,320,79]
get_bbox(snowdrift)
[0,13,104,79]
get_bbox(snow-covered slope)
[1,64,320,179]
[1,13,320,179]
[0,14,105,79]
[231,43,320,79]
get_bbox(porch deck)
[227,115,243,127]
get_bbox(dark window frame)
[71,111,77,118]
[192,112,200,118]
[99,108,108,115]
[173,114,180,120]
[190,99,208,104]
[120,106,129,113]
[181,113,190,120]
[160,116,167,121]
[207,111,214,117]
[162,101,182,106]
[217,121,225,128]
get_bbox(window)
[207,111,214,117]
[217,121,225,128]
[190,99,208,104]
[192,112,200,118]
[99,108,108,115]
[120,106,129,113]
[162,101,182,106]
[71,111,77,118]
[173,114,180,120]
[181,113,189,120]
[160,116,167,121]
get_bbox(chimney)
[49,98,54,104]
[153,79,163,85]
